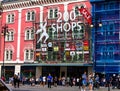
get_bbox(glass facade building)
[90,0,120,74]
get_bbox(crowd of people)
[1,72,120,91]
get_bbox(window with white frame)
[25,29,34,40]
[5,50,13,61]
[7,13,14,23]
[26,11,35,21]
[24,49,34,60]
[48,8,58,19]
[74,4,86,16]
[5,31,14,41]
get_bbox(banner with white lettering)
[78,7,92,24]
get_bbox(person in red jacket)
[1,75,6,81]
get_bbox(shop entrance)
[67,66,88,77]
[2,66,15,82]
[42,66,60,77]
[21,66,36,78]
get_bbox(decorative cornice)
[2,0,74,10]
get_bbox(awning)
[22,63,93,67]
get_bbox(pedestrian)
[13,74,17,88]
[79,77,82,90]
[76,77,79,86]
[47,73,53,88]
[82,72,87,91]
[39,75,43,86]
[62,76,66,86]
[17,73,20,88]
[1,75,6,82]
[43,76,46,87]
[54,76,58,87]
[70,77,73,87]
[88,77,94,91]
[66,77,70,86]
[94,74,100,89]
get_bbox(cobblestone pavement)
[6,84,120,91]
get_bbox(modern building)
[90,0,120,76]
[0,0,92,81]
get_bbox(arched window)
[48,8,58,19]
[24,49,34,60]
[7,13,14,23]
[26,11,35,21]
[74,4,86,16]
[5,31,14,41]
[25,29,34,40]
[5,50,13,61]
[74,6,80,16]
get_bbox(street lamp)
[1,24,8,77]
[90,17,102,74]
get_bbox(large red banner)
[79,7,92,24]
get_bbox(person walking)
[79,76,82,90]
[42,76,46,87]
[82,72,87,91]
[88,77,94,91]
[39,75,43,86]
[1,75,6,82]
[54,76,58,87]
[47,73,53,88]
[17,73,20,88]
[13,74,17,88]
[70,77,73,87]
[66,77,70,86]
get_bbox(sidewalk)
[6,84,120,91]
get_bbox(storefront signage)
[48,42,52,47]
[54,46,59,52]
[70,51,75,56]
[42,53,47,55]
[41,44,47,47]
[84,46,89,51]
[52,11,83,33]
[42,48,47,51]
[78,7,92,24]
[75,42,83,50]
[36,10,85,43]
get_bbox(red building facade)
[0,0,92,80]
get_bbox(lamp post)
[90,17,102,74]
[1,24,8,77]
